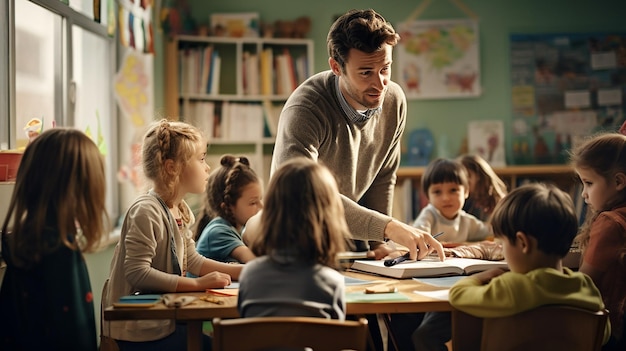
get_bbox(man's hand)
[366,241,403,260]
[384,219,445,261]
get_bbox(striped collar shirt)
[334,75,381,123]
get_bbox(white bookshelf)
[165,35,314,180]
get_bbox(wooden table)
[103,270,452,351]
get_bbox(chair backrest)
[99,278,119,351]
[452,305,608,351]
[212,316,369,351]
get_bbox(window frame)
[0,0,119,222]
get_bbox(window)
[1,0,118,220]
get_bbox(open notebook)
[351,257,508,279]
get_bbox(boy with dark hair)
[449,183,610,345]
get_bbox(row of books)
[177,45,309,96]
[251,47,309,96]
[178,45,221,95]
[184,101,284,141]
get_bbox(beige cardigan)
[102,194,205,342]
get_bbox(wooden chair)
[99,279,119,351]
[212,316,369,351]
[452,305,608,351]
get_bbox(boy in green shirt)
[449,183,610,345]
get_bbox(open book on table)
[350,257,508,279]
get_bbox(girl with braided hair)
[194,154,263,263]
[103,119,241,351]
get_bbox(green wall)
[155,0,626,165]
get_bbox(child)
[412,158,491,243]
[0,128,109,351]
[194,155,263,263]
[449,183,610,346]
[408,158,492,350]
[238,158,352,320]
[458,154,508,221]
[102,119,242,351]
[571,132,626,351]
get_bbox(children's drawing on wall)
[114,49,153,193]
[467,120,505,167]
[117,134,144,190]
[396,18,481,99]
[510,32,626,164]
[83,111,108,156]
[114,50,153,128]
[118,0,154,53]
[23,118,45,144]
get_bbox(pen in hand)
[383,232,444,267]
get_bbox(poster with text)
[396,19,481,99]
[510,32,626,165]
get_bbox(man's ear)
[329,57,342,76]
[615,172,626,191]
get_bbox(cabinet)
[164,35,314,181]
[392,164,579,223]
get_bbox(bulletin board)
[509,32,626,164]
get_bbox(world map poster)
[510,32,626,164]
[396,19,481,99]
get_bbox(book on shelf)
[350,257,508,279]
[275,48,297,95]
[262,100,283,137]
[243,51,260,95]
[260,48,274,95]
[294,54,308,85]
[187,101,215,139]
[227,103,264,140]
[208,50,221,95]
[219,102,231,139]
[200,45,213,93]
[275,54,290,95]
[179,48,196,93]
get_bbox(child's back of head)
[250,158,351,267]
[3,128,109,265]
[490,183,577,258]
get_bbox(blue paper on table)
[345,291,411,302]
[113,294,163,308]
[413,276,465,288]
[344,276,380,286]
[119,294,162,302]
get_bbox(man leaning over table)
[247,8,444,264]
[243,8,445,351]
